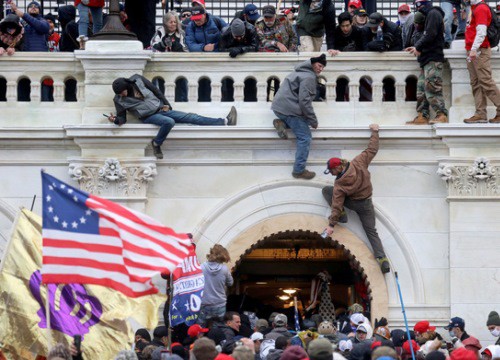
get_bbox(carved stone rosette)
[68,158,157,198]
[437,157,499,198]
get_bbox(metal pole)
[394,272,416,360]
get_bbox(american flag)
[41,172,192,298]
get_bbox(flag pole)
[167,273,173,350]
[395,272,416,360]
[45,284,53,350]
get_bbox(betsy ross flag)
[41,172,192,297]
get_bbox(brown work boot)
[406,113,429,125]
[292,169,316,180]
[489,115,500,123]
[430,113,448,124]
[464,114,487,124]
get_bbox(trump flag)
[169,245,204,326]
[41,171,192,297]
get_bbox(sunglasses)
[181,13,191,18]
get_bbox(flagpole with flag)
[294,296,300,332]
[40,171,192,297]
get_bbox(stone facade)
[0,41,499,348]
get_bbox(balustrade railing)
[1,49,499,127]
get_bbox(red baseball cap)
[190,6,206,21]
[450,348,477,360]
[398,4,411,13]
[192,0,205,6]
[414,321,436,333]
[348,0,362,9]
[403,340,420,354]
[324,158,342,174]
[187,324,209,338]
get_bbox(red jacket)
[465,2,491,50]
[74,0,104,7]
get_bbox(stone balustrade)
[0,42,499,127]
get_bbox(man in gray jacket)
[271,54,326,180]
[109,74,237,159]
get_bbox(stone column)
[436,125,500,343]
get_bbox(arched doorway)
[229,230,373,323]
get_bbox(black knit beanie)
[487,311,500,326]
[311,53,327,67]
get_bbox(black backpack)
[477,3,499,48]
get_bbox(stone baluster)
[234,82,244,102]
[165,82,175,100]
[31,81,41,102]
[212,82,222,102]
[372,81,383,103]
[396,82,406,102]
[257,82,267,102]
[188,82,198,102]
[349,83,359,103]
[77,82,85,101]
[53,81,65,102]
[326,82,336,102]
[6,81,17,102]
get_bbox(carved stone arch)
[193,180,424,320]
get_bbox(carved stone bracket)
[437,157,499,198]
[68,158,157,198]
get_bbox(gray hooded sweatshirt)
[271,60,318,128]
[201,261,234,307]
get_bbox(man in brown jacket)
[321,124,390,274]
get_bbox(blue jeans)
[197,304,226,326]
[441,2,466,44]
[77,3,103,37]
[274,112,312,174]
[142,110,225,145]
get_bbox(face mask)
[449,330,456,338]
[399,14,410,25]
[491,328,500,337]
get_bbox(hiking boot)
[273,119,288,139]
[489,115,500,124]
[292,169,316,180]
[226,106,237,126]
[151,140,163,160]
[464,114,487,124]
[406,113,429,125]
[377,257,391,274]
[429,113,448,124]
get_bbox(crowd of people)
[41,306,500,360]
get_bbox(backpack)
[477,3,499,48]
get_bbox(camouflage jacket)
[255,16,298,52]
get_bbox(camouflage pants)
[416,61,448,118]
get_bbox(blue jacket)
[185,14,227,52]
[22,13,49,51]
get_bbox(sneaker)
[226,106,237,126]
[273,119,288,139]
[464,114,487,124]
[489,115,500,123]
[406,113,429,125]
[151,139,163,159]
[429,113,448,124]
[292,169,316,180]
[377,257,391,274]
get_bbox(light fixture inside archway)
[283,289,297,295]
[278,295,290,301]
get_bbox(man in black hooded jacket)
[405,0,448,125]
[362,12,402,51]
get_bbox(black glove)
[375,317,388,327]
[229,48,242,58]
[367,40,386,52]
[383,32,395,50]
